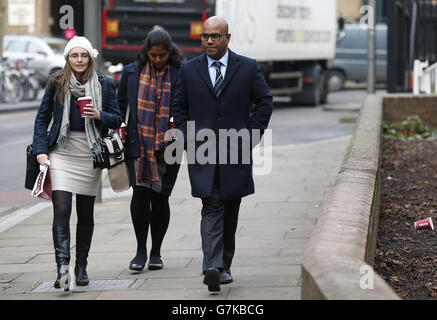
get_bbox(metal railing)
[413,60,437,94]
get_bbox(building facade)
[337,0,364,22]
[2,0,51,35]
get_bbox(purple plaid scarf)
[137,62,171,183]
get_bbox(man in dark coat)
[172,16,273,292]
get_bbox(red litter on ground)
[414,217,434,230]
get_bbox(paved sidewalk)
[0,135,350,300]
[0,90,44,113]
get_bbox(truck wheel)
[328,70,345,91]
[310,76,321,107]
[320,72,328,104]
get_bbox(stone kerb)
[301,93,399,300]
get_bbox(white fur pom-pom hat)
[63,36,99,60]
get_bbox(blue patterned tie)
[213,61,224,97]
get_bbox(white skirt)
[49,131,102,196]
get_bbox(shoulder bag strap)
[125,105,130,126]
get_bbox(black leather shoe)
[220,270,233,284]
[148,256,163,270]
[129,252,147,272]
[75,265,89,286]
[203,268,221,292]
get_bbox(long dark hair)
[136,28,183,69]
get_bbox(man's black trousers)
[200,170,241,273]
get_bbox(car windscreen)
[47,41,66,54]
[6,40,28,52]
[2,40,10,50]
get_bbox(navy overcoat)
[33,74,123,157]
[172,50,273,200]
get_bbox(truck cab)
[103,0,208,64]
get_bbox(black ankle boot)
[52,226,71,290]
[74,264,89,286]
[75,224,94,286]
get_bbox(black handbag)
[25,144,40,190]
[93,130,125,169]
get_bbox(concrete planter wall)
[300,93,437,300]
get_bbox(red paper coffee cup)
[116,123,127,143]
[414,217,434,230]
[77,96,93,117]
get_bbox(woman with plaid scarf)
[117,28,183,272]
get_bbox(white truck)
[215,0,338,105]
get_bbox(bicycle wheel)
[23,78,39,101]
[3,74,24,103]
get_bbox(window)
[27,42,45,54]
[47,42,66,55]
[3,40,10,50]
[6,40,28,53]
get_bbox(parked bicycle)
[15,58,41,101]
[0,57,24,104]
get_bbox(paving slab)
[0,135,350,300]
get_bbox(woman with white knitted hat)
[32,36,123,290]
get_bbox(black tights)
[130,187,170,259]
[52,190,95,227]
[52,190,96,265]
